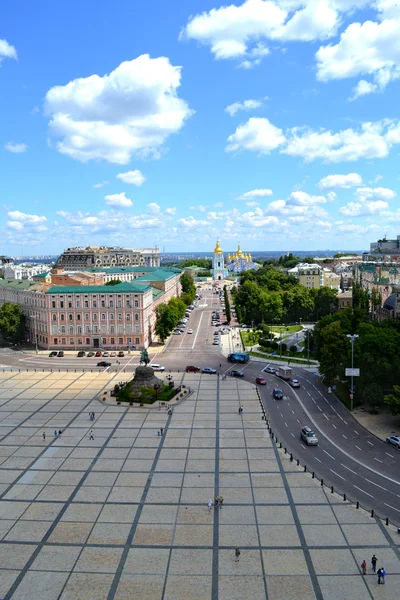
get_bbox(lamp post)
[280,327,283,360]
[31,314,38,354]
[307,329,310,367]
[346,334,359,411]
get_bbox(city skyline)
[2,1,400,253]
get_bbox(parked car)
[173,331,181,335]
[77,351,86,357]
[230,370,244,377]
[301,426,319,446]
[57,351,64,357]
[95,351,102,357]
[213,340,219,345]
[187,329,193,334]
[202,367,217,374]
[118,351,125,357]
[87,351,95,357]
[186,365,200,372]
[49,351,57,357]
[256,377,267,385]
[103,352,110,357]
[151,364,165,372]
[222,321,229,325]
[289,378,300,388]
[273,388,283,399]
[386,435,400,448]
[97,361,111,367]
[264,366,276,374]
[110,352,116,357]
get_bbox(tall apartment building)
[56,245,160,270]
[362,235,400,262]
[288,263,322,289]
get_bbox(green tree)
[180,273,196,305]
[363,383,384,406]
[154,304,176,342]
[223,285,232,324]
[317,320,349,383]
[105,279,122,286]
[0,302,26,343]
[180,259,212,269]
[310,287,338,320]
[289,344,297,353]
[384,385,400,415]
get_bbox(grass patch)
[249,350,314,365]
[117,382,180,404]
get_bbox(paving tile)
[10,570,69,600]
[163,575,212,600]
[266,575,316,600]
[218,575,266,600]
[60,572,114,600]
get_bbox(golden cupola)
[214,240,223,254]
[237,243,243,255]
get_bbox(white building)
[4,263,51,281]
[212,241,229,280]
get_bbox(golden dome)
[227,253,231,261]
[214,240,223,254]
[237,243,243,255]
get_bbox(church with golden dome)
[212,241,260,280]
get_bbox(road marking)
[373,457,383,463]
[317,405,322,411]
[323,413,329,420]
[296,418,301,424]
[386,452,394,458]
[355,446,362,451]
[284,422,288,428]
[192,311,204,350]
[354,430,359,435]
[291,432,295,438]
[343,420,348,425]
[332,424,337,429]
[330,469,345,481]
[367,440,374,447]
[342,434,347,439]
[315,457,322,463]
[384,502,400,513]
[341,464,357,475]
[354,485,374,498]
[292,410,295,415]
[365,478,387,491]
[301,444,307,450]
[323,449,335,460]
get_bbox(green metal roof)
[87,266,160,274]
[134,269,177,282]
[32,272,50,279]
[151,287,165,300]
[46,282,151,295]
[0,279,39,290]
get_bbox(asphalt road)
[1,284,399,525]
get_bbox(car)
[87,351,95,357]
[173,331,181,335]
[95,351,102,357]
[264,366,276,374]
[97,361,111,367]
[57,351,64,357]
[213,340,219,345]
[301,426,319,446]
[202,367,217,374]
[110,352,116,357]
[49,351,57,357]
[386,435,400,448]
[186,365,200,372]
[289,378,300,388]
[222,321,229,325]
[230,370,244,377]
[103,352,110,357]
[77,351,86,357]
[178,329,185,334]
[187,329,193,334]
[256,377,267,385]
[118,351,125,357]
[273,388,283,399]
[151,364,165,372]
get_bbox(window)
[127,337,132,344]
[61,326,66,334]
[118,313,122,320]
[126,300,131,308]
[60,314,65,321]
[134,313,139,321]
[93,314,98,321]
[110,337,115,344]
[135,337,140,345]
[110,325,115,334]
[93,325,98,333]
[77,314,81,321]
[117,299,122,308]
[85,313,89,321]
[126,313,130,320]
[134,300,139,308]
[86,325,90,333]
[60,301,64,308]
[69,326,73,334]
[68,314,73,321]
[70,338,74,345]
[62,338,66,345]
[118,337,123,344]
[84,300,88,308]
[52,314,57,321]
[52,300,56,308]
[77,326,82,334]
[68,301,72,308]
[101,300,105,307]
[135,325,140,333]
[110,313,114,320]
[76,299,80,308]
[109,300,114,308]
[52,325,57,334]
[93,300,97,308]
[86,338,90,345]
[54,338,58,345]
[78,338,82,345]
[102,337,107,344]
[101,313,106,321]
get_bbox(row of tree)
[223,285,231,324]
[0,302,26,343]
[231,266,338,326]
[154,274,197,342]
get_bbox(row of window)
[51,298,140,309]
[51,312,140,322]
[52,325,141,334]
[53,337,141,345]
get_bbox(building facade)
[4,263,52,280]
[212,241,229,280]
[56,246,160,270]
[226,244,261,274]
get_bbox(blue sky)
[1,0,400,254]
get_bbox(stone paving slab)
[0,371,399,599]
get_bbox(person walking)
[377,567,382,584]
[371,554,377,572]
[54,430,58,438]
[89,430,94,440]
[160,427,164,436]
[361,559,366,575]
[92,412,95,420]
[219,495,224,509]
[381,567,386,584]
[208,499,213,512]
[42,432,46,441]
[235,547,241,562]
[214,495,219,509]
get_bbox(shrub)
[289,345,297,353]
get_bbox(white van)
[151,364,165,372]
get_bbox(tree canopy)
[0,302,26,343]
[105,279,122,286]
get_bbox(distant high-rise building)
[56,246,160,270]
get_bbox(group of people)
[208,495,224,511]
[362,554,386,584]
[238,406,244,414]
[89,411,96,421]
[53,429,62,438]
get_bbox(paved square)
[0,369,399,599]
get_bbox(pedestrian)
[238,407,241,414]
[219,495,224,509]
[235,547,241,562]
[54,430,58,438]
[160,427,164,436]
[157,430,161,436]
[371,554,377,572]
[89,430,94,440]
[381,567,386,584]
[361,559,366,575]
[92,412,95,420]
[214,495,219,509]
[208,499,213,512]
[377,567,382,584]
[58,429,62,436]
[42,432,46,441]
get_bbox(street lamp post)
[280,327,283,360]
[31,314,38,354]
[307,329,310,367]
[346,334,359,411]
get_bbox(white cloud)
[147,202,161,214]
[165,207,177,215]
[5,142,28,153]
[116,170,146,186]
[0,39,17,63]
[318,173,363,189]
[349,79,378,101]
[339,186,396,216]
[354,186,396,201]
[288,190,335,206]
[189,204,209,212]
[245,201,260,207]
[237,188,273,200]
[93,181,108,189]
[214,202,224,208]
[177,216,210,228]
[104,192,132,208]
[45,54,193,164]
[226,117,285,153]
[225,99,262,116]
[6,211,47,232]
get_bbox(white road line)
[355,446,362,451]
[323,449,335,460]
[291,432,295,438]
[192,311,204,350]
[323,413,329,420]
[315,457,322,463]
[317,405,322,411]
[374,457,383,463]
[365,478,387,491]
[330,469,345,481]
[385,502,400,513]
[301,444,307,450]
[386,452,394,458]
[296,418,301,424]
[341,463,357,475]
[284,422,288,428]
[292,410,295,415]
[332,424,337,429]
[367,440,374,447]
[342,434,347,439]
[343,420,348,425]
[354,485,374,498]
[354,430,359,435]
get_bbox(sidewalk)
[352,406,400,441]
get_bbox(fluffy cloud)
[339,186,396,216]
[147,202,161,214]
[93,181,108,188]
[181,0,368,68]
[7,211,47,232]
[225,99,262,116]
[5,142,27,153]
[316,4,400,96]
[56,209,166,235]
[226,118,285,153]
[318,173,362,189]
[237,188,273,200]
[288,190,335,206]
[116,170,146,186]
[177,216,210,228]
[0,39,17,63]
[355,186,396,201]
[45,54,193,164]
[189,204,209,212]
[104,192,132,208]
